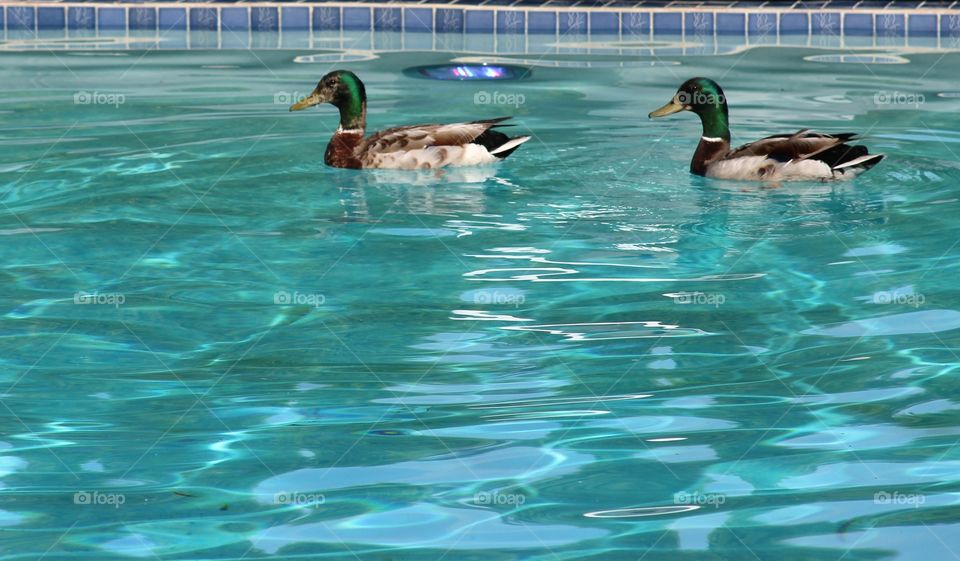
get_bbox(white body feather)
[706,153,882,182]
[364,143,502,170]
[706,157,833,181]
[353,118,530,170]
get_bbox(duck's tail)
[468,117,531,159]
[832,152,885,172]
[490,135,532,158]
[804,139,884,177]
[472,128,532,159]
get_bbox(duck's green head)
[649,77,729,140]
[289,70,366,130]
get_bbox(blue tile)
[252,7,278,31]
[685,12,713,35]
[811,12,840,34]
[313,7,340,31]
[941,14,960,37]
[652,12,681,33]
[68,7,95,30]
[159,8,187,31]
[37,7,65,30]
[190,8,217,31]
[590,12,619,33]
[435,9,464,33]
[282,7,309,31]
[497,10,525,34]
[716,12,744,35]
[342,7,371,30]
[98,8,125,30]
[908,14,936,36]
[527,11,555,34]
[844,13,873,35]
[621,11,650,36]
[221,7,248,32]
[129,8,156,31]
[6,6,35,31]
[748,12,777,37]
[875,13,904,36]
[779,12,807,34]
[373,7,401,31]
[465,10,493,33]
[404,8,433,32]
[559,12,587,34]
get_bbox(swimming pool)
[3,3,960,560]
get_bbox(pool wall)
[1,2,959,39]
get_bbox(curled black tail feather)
[814,144,868,168]
[472,129,523,159]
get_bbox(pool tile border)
[2,2,960,40]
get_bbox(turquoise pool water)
[3,35,960,560]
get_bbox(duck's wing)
[715,129,882,181]
[360,117,513,155]
[727,130,861,164]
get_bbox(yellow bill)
[648,100,685,119]
[289,94,322,112]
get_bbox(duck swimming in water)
[289,70,531,170]
[649,77,884,182]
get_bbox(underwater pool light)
[404,63,531,81]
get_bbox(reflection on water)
[2,43,960,560]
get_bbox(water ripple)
[502,321,713,341]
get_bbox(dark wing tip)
[471,116,513,125]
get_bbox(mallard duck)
[649,77,884,181]
[289,70,530,170]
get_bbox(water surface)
[2,34,960,560]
